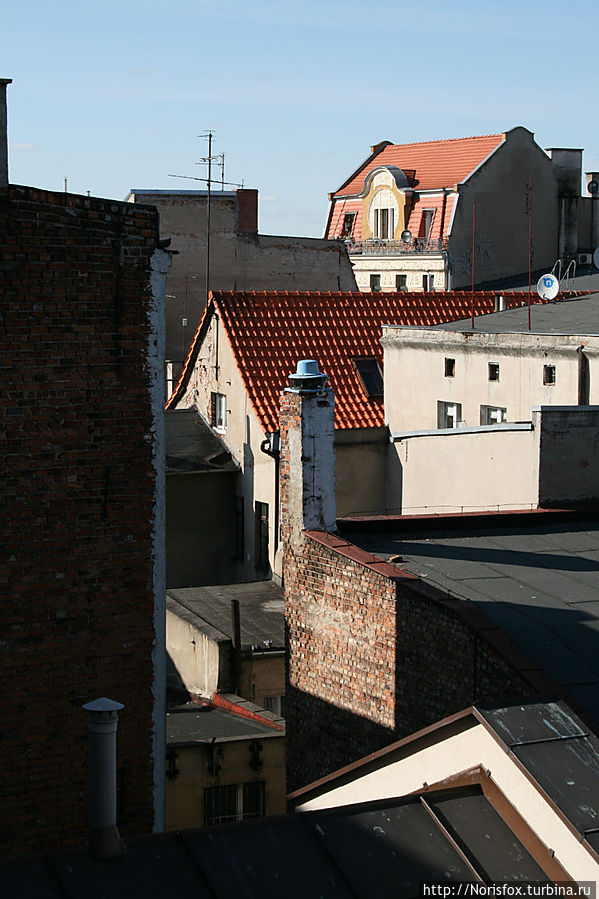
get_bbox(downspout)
[260,431,280,554]
[577,344,589,405]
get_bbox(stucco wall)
[382,327,598,433]
[388,427,539,515]
[448,127,560,288]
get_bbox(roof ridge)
[384,133,504,150]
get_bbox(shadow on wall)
[243,414,272,580]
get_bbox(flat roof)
[167,580,284,651]
[166,702,283,745]
[433,293,599,335]
[339,513,599,722]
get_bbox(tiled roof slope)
[168,290,565,433]
[335,134,505,198]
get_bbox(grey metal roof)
[479,700,599,844]
[434,293,599,335]
[167,580,284,650]
[165,407,238,474]
[340,515,599,722]
[166,702,283,745]
[0,786,549,897]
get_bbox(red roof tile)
[168,290,573,433]
[335,134,505,198]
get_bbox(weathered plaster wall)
[448,127,560,287]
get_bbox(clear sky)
[4,0,599,237]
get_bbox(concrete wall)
[382,327,599,433]
[388,426,538,515]
[239,654,285,711]
[128,190,356,370]
[537,406,599,506]
[1,185,168,859]
[166,471,238,588]
[166,601,229,698]
[166,733,286,831]
[448,127,560,288]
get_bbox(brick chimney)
[279,360,336,559]
[0,78,12,188]
[236,188,258,234]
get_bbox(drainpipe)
[0,78,12,189]
[577,344,589,405]
[260,431,281,553]
[82,697,124,860]
[231,598,242,695]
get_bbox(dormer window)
[374,207,395,239]
[420,209,435,241]
[353,358,383,398]
[341,213,356,238]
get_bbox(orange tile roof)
[168,290,564,433]
[335,134,505,198]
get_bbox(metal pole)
[528,178,532,330]
[83,697,124,859]
[471,201,476,328]
[205,131,212,310]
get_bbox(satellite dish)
[593,247,599,270]
[537,273,559,301]
[401,229,412,243]
[588,180,599,195]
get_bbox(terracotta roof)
[335,133,505,198]
[168,290,556,433]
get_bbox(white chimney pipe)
[0,78,12,189]
[82,697,124,859]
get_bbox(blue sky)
[4,0,599,236]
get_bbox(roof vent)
[287,359,328,393]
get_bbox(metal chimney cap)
[287,359,328,393]
[83,698,125,713]
[294,359,322,379]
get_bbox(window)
[480,405,507,425]
[422,274,434,291]
[543,364,556,385]
[444,358,455,378]
[396,274,407,291]
[420,209,435,240]
[374,207,395,239]
[255,501,269,571]
[204,782,266,827]
[353,358,383,398]
[369,273,381,291]
[204,784,238,826]
[210,392,227,430]
[341,213,356,238]
[264,695,285,717]
[488,362,500,382]
[437,401,462,429]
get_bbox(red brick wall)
[0,185,163,859]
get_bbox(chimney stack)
[83,697,125,860]
[0,78,12,189]
[279,360,336,556]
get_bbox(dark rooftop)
[433,292,599,335]
[165,407,238,474]
[0,784,550,897]
[167,580,284,651]
[166,702,283,745]
[339,513,599,723]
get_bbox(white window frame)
[437,401,462,429]
[480,405,507,425]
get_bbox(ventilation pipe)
[577,344,589,406]
[0,78,12,189]
[82,697,124,859]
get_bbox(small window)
[204,784,238,827]
[264,695,285,717]
[369,273,381,291]
[480,405,507,425]
[210,392,227,430]
[374,207,395,240]
[422,273,434,291]
[396,274,407,291]
[353,358,383,398]
[341,213,356,238]
[543,364,556,385]
[488,362,500,382]
[437,401,462,429]
[420,209,435,240]
[444,358,455,378]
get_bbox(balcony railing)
[345,238,447,256]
